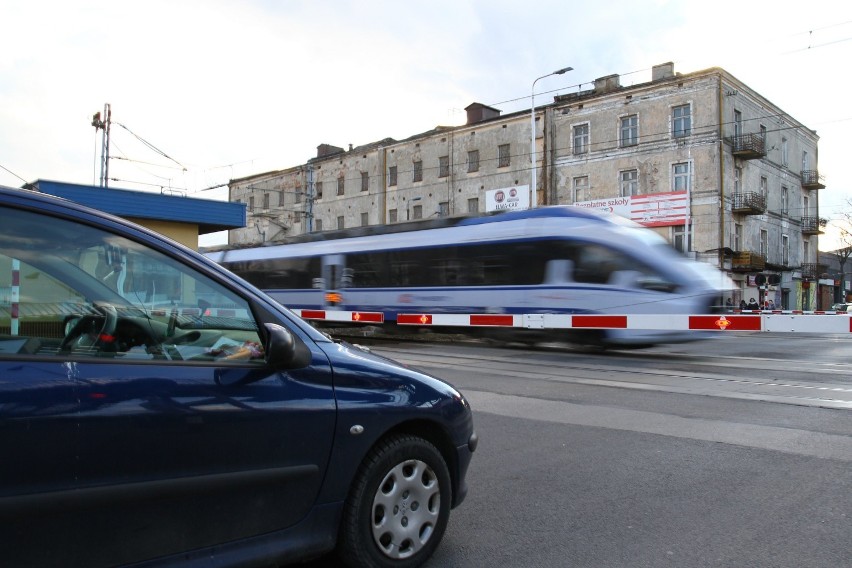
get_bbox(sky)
[2,0,851,248]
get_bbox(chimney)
[593,74,621,94]
[652,62,675,81]
[316,144,345,158]
[464,102,502,125]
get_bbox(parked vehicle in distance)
[0,185,476,567]
[207,206,733,348]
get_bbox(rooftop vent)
[464,102,502,125]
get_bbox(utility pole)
[91,103,111,187]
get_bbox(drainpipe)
[449,129,454,215]
[381,146,387,224]
[718,74,726,272]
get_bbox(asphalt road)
[307,333,852,567]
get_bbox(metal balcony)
[728,133,766,159]
[732,251,766,272]
[800,216,827,235]
[731,192,766,215]
[801,170,825,189]
[800,263,826,280]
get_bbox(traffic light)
[754,274,766,286]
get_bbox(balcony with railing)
[801,170,825,189]
[732,192,766,215]
[801,216,827,235]
[728,133,766,159]
[732,251,766,272]
[800,263,826,280]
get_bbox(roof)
[32,179,245,235]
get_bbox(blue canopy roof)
[32,180,245,235]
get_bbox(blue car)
[0,185,476,567]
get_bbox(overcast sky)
[2,0,850,247]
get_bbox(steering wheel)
[60,301,119,353]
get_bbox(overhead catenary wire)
[97,17,852,198]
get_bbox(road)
[308,332,852,567]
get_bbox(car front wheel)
[339,434,452,568]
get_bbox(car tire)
[338,434,452,568]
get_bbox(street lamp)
[530,66,573,209]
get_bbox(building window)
[438,201,449,217]
[782,234,789,266]
[760,124,767,141]
[468,197,479,213]
[620,169,638,197]
[361,212,369,226]
[781,137,788,167]
[759,229,768,259]
[734,223,742,251]
[439,156,449,178]
[673,162,691,191]
[760,176,768,201]
[672,104,691,138]
[781,185,788,214]
[672,225,690,253]
[802,150,809,173]
[413,160,423,182]
[294,188,301,204]
[263,193,270,209]
[620,115,638,147]
[573,176,589,202]
[803,195,809,217]
[389,209,398,223]
[498,144,510,168]
[468,150,479,173]
[388,166,398,187]
[337,176,344,196]
[803,240,809,263]
[315,181,323,199]
[734,167,742,194]
[315,218,322,231]
[361,171,369,192]
[573,124,589,155]
[734,110,742,138]
[249,196,255,211]
[412,204,423,220]
[337,216,344,230]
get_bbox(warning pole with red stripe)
[10,258,20,335]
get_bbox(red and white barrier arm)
[292,309,384,324]
[395,313,852,334]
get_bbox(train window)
[348,253,387,288]
[226,257,320,290]
[573,243,662,287]
[341,241,557,289]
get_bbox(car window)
[0,206,264,363]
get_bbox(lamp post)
[530,66,573,209]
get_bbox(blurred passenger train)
[206,206,732,348]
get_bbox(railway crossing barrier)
[291,309,852,334]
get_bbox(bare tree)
[833,197,852,300]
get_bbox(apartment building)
[228,63,827,309]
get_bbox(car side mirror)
[264,323,312,370]
[215,323,312,387]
